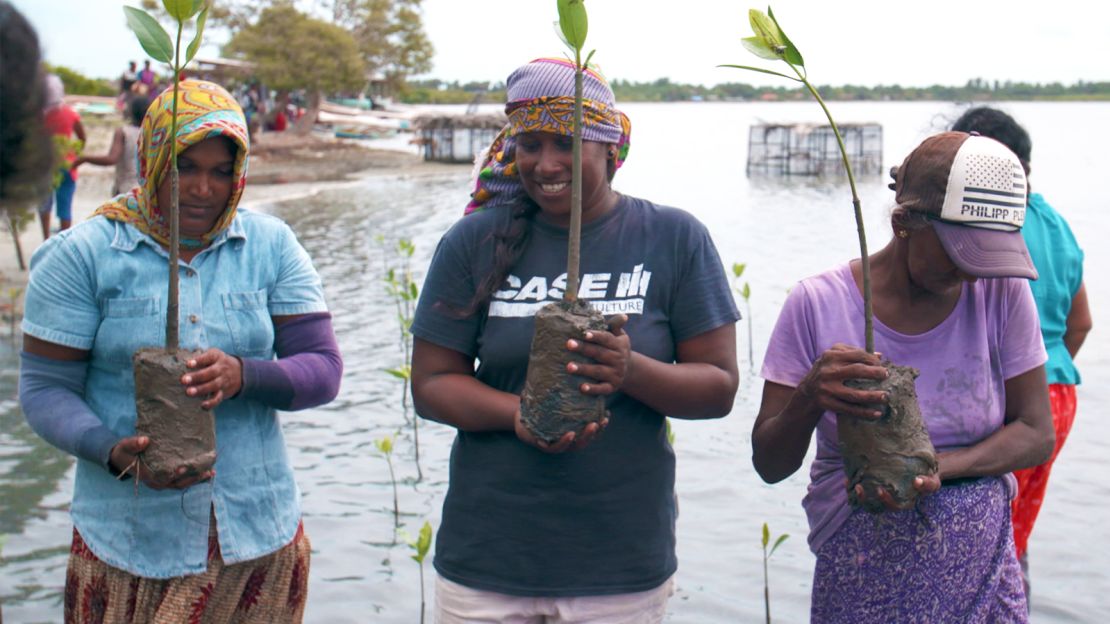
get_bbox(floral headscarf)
[93,80,249,249]
[465,58,631,215]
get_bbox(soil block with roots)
[839,362,938,513]
[520,299,609,443]
[133,347,215,482]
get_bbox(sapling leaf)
[557,0,588,51]
[123,7,174,64]
[741,36,781,61]
[385,367,410,380]
[162,0,198,21]
[732,263,746,278]
[584,49,596,68]
[717,64,799,82]
[409,521,433,563]
[374,436,394,455]
[185,7,209,65]
[762,522,770,548]
[742,283,751,300]
[770,533,789,557]
[409,282,419,300]
[748,9,784,52]
[767,6,804,67]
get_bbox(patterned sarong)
[811,476,1027,623]
[63,518,309,624]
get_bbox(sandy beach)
[0,118,462,323]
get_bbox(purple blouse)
[761,263,1046,553]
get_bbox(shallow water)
[2,101,1108,622]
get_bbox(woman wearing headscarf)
[411,58,740,622]
[18,80,342,623]
[753,132,1053,622]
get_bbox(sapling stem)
[565,47,584,303]
[166,22,183,353]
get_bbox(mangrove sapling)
[407,520,433,624]
[519,0,609,443]
[383,238,422,480]
[3,286,23,344]
[732,263,754,367]
[724,7,937,512]
[125,0,216,483]
[374,435,400,528]
[760,522,788,624]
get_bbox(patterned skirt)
[811,477,1027,623]
[63,518,310,624]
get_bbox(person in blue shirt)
[952,106,1093,600]
[18,80,342,623]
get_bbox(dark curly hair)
[0,1,54,209]
[951,107,1032,175]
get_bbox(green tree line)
[606,77,1110,102]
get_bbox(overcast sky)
[15,0,1110,88]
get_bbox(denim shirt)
[22,209,328,578]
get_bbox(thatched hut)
[413,112,507,163]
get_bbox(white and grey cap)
[892,131,1037,279]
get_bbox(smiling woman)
[18,79,342,623]
[410,57,740,622]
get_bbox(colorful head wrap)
[465,57,631,215]
[93,79,249,249]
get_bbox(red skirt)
[1011,383,1078,558]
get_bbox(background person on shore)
[38,72,85,239]
[74,94,150,196]
[18,79,342,623]
[411,57,740,623]
[753,132,1054,622]
[951,107,1093,599]
[138,59,155,87]
[119,60,137,96]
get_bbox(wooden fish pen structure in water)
[414,113,507,163]
[747,122,883,176]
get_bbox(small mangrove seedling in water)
[407,520,433,624]
[732,263,754,367]
[724,7,937,512]
[761,522,788,624]
[2,286,23,343]
[519,0,609,443]
[374,435,400,528]
[125,0,216,483]
[383,237,422,480]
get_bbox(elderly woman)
[753,131,1054,622]
[411,58,740,622]
[951,108,1092,599]
[19,80,341,623]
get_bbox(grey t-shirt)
[412,194,740,596]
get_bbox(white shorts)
[435,574,675,624]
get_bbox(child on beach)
[74,94,150,196]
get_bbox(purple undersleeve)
[239,312,342,411]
